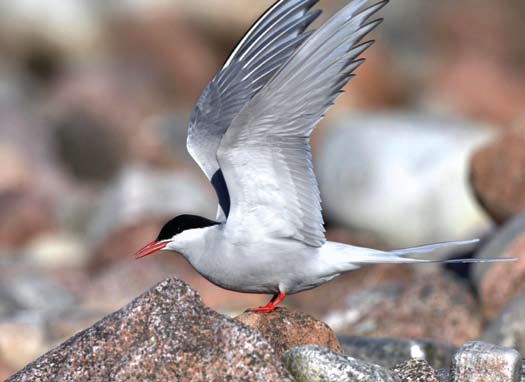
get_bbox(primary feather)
[187,0,322,220]
[217,0,387,247]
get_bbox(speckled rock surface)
[338,336,456,369]
[472,215,525,319]
[436,368,450,382]
[482,294,525,354]
[282,344,398,382]
[451,341,522,382]
[390,359,439,382]
[470,125,525,223]
[6,278,293,382]
[237,307,343,357]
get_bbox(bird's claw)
[247,292,286,313]
[248,305,277,313]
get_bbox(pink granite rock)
[7,278,293,382]
[237,307,343,357]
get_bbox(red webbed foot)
[248,292,286,313]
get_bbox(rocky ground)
[5,278,525,382]
[4,123,525,381]
[1,0,525,380]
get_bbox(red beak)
[135,240,169,259]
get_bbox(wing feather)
[187,0,321,220]
[218,0,387,246]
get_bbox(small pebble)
[391,359,439,382]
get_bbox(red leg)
[249,292,286,313]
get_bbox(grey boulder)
[316,112,493,246]
[282,344,398,382]
[451,341,522,382]
[339,335,456,369]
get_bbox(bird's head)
[134,214,219,259]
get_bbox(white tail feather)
[349,239,517,265]
[388,239,479,256]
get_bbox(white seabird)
[135,0,514,313]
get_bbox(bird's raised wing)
[217,0,386,247]
[187,0,321,220]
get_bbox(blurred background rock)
[0,0,524,375]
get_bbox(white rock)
[23,233,88,268]
[316,112,494,247]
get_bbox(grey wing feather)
[187,0,321,220]
[218,0,387,246]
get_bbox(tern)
[135,0,514,313]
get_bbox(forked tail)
[346,239,517,265]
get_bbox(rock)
[107,10,220,106]
[451,341,522,382]
[23,233,88,268]
[323,271,482,346]
[431,0,524,70]
[429,53,525,127]
[481,295,525,354]
[7,278,293,382]
[436,368,450,382]
[338,336,457,369]
[52,110,126,182]
[316,112,492,247]
[282,344,398,382]
[391,359,439,382]
[236,307,343,357]
[50,64,171,165]
[470,125,525,223]
[428,0,525,125]
[0,0,99,56]
[0,187,56,247]
[472,215,525,319]
[0,140,64,248]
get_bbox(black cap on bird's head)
[135,214,219,259]
[156,215,219,241]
